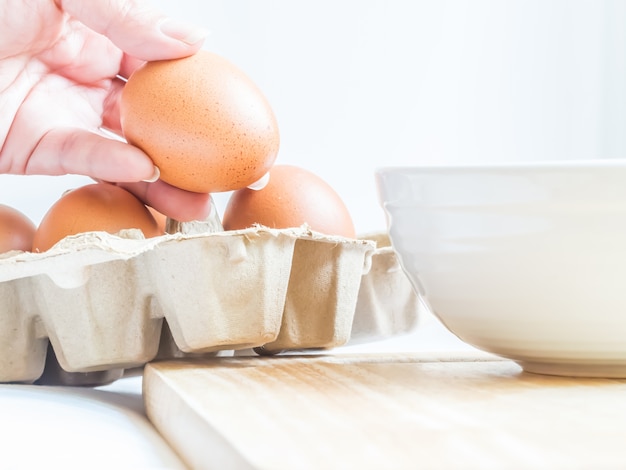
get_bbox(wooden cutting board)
[143,352,626,470]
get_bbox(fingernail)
[202,197,215,219]
[247,172,270,190]
[159,18,210,45]
[142,166,160,183]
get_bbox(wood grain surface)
[144,352,626,470]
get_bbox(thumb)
[55,0,209,61]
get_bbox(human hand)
[0,0,212,221]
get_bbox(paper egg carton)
[0,213,420,386]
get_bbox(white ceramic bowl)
[376,161,626,377]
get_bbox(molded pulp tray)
[0,224,420,386]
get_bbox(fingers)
[247,172,271,190]
[119,54,145,79]
[27,127,156,182]
[101,76,125,134]
[30,128,212,222]
[55,0,209,61]
[118,180,213,222]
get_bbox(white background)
[1,0,625,234]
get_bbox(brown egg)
[32,183,163,252]
[120,50,280,193]
[0,204,36,253]
[147,206,168,233]
[222,164,356,238]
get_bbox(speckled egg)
[32,183,163,252]
[120,50,280,193]
[222,164,356,238]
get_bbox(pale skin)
[0,0,212,221]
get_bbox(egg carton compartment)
[0,227,299,383]
[0,221,382,385]
[347,232,422,345]
[182,231,422,359]
[146,231,382,360]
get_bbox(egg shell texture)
[223,165,356,238]
[32,183,162,252]
[120,50,280,193]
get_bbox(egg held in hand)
[0,204,36,253]
[222,164,356,238]
[32,183,163,252]
[120,50,280,194]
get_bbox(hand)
[0,0,212,221]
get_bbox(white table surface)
[0,312,473,469]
